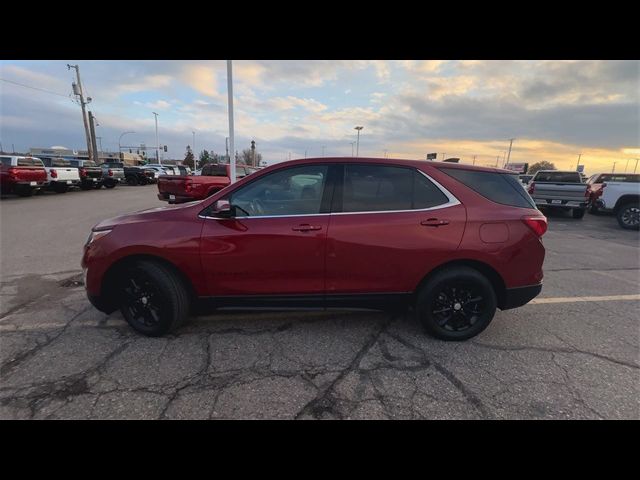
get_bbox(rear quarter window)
[441,168,536,209]
[17,158,44,167]
[533,171,582,183]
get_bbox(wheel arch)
[414,259,507,309]
[100,254,198,312]
[614,194,639,212]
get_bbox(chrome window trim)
[199,167,460,220]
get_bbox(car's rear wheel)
[616,202,640,230]
[105,182,116,189]
[117,260,190,336]
[572,208,585,219]
[126,175,138,186]
[416,266,497,341]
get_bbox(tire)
[16,186,33,197]
[126,176,138,186]
[105,182,116,189]
[117,260,190,336]
[572,208,585,219]
[53,184,68,193]
[589,204,599,215]
[616,202,640,231]
[415,266,497,341]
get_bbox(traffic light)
[164,145,168,152]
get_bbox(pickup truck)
[97,163,125,188]
[527,170,590,219]
[587,173,639,230]
[100,162,156,185]
[41,157,81,193]
[0,155,48,196]
[157,163,249,203]
[69,159,104,189]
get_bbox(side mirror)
[212,199,233,218]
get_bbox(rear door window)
[442,168,536,209]
[1,157,12,166]
[17,157,43,167]
[340,164,449,213]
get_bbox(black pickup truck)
[69,159,104,189]
[100,162,156,185]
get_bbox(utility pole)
[624,158,630,173]
[227,60,236,184]
[634,158,639,174]
[505,138,514,167]
[67,64,94,163]
[496,156,500,167]
[472,155,477,165]
[612,161,617,173]
[88,111,100,164]
[576,153,582,171]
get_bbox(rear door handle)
[420,218,449,227]
[292,224,322,232]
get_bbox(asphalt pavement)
[1,187,638,419]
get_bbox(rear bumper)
[157,192,195,203]
[500,283,542,310]
[534,200,587,209]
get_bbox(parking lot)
[0,185,638,419]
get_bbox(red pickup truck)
[0,156,48,196]
[157,163,250,203]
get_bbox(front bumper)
[500,283,542,310]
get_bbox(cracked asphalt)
[1,187,639,419]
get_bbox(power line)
[0,78,70,98]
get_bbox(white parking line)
[530,294,640,304]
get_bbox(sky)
[1,60,638,175]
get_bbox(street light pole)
[152,112,160,164]
[227,60,236,184]
[577,153,582,171]
[624,158,630,173]
[118,132,135,152]
[612,161,617,173]
[354,126,363,157]
[634,158,639,174]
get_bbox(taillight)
[50,169,58,179]
[527,182,535,195]
[108,169,113,177]
[522,216,548,237]
[184,180,193,193]
[79,167,87,178]
[8,168,18,181]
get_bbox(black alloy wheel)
[416,266,497,341]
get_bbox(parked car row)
[0,156,163,197]
[520,169,638,230]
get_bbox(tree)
[199,150,211,166]
[183,146,195,169]
[240,148,262,166]
[528,161,556,175]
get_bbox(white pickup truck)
[41,157,81,193]
[588,173,640,230]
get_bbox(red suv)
[82,158,546,340]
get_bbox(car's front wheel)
[617,202,640,230]
[117,260,190,336]
[416,266,497,341]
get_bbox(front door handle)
[292,224,322,232]
[420,218,449,227]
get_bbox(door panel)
[325,205,466,293]
[200,215,329,295]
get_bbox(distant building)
[29,147,146,165]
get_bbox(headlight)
[86,229,112,246]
